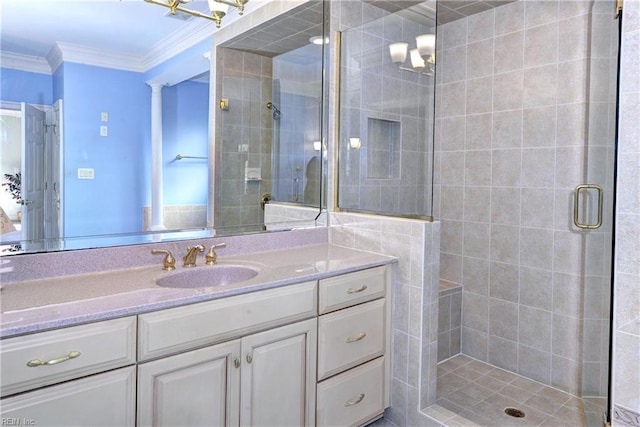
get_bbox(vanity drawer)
[1,366,136,426]
[0,316,137,397]
[138,281,317,361]
[317,299,385,380]
[316,357,385,427]
[319,266,386,314]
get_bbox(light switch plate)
[100,126,108,136]
[77,168,95,179]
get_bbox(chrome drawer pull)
[346,285,367,294]
[344,393,365,407]
[26,351,81,367]
[346,332,367,343]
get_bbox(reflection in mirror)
[212,0,326,234]
[0,0,326,255]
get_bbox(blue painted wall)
[163,80,209,205]
[61,62,150,237]
[2,57,209,239]
[0,68,53,105]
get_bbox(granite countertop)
[0,244,396,338]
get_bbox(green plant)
[2,172,21,201]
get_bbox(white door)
[240,318,317,427]
[0,366,136,427]
[45,99,63,250]
[137,340,241,427]
[20,102,46,250]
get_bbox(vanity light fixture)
[389,34,436,76]
[144,0,248,28]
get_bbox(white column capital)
[148,82,165,93]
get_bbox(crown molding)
[46,44,63,73]
[142,18,217,71]
[50,42,146,73]
[0,51,52,75]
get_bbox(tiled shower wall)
[336,4,435,217]
[142,205,207,230]
[215,47,322,230]
[434,0,616,396]
[613,0,640,425]
[438,281,462,362]
[215,48,274,229]
[272,51,323,205]
[328,212,440,425]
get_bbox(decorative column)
[148,83,166,231]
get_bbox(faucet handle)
[151,249,176,271]
[206,243,227,265]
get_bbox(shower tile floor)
[425,354,607,427]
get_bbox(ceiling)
[0,0,217,58]
[0,0,516,71]
[0,0,325,78]
[437,0,516,23]
[0,0,220,69]
[223,1,324,58]
[365,0,516,24]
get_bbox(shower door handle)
[573,184,603,229]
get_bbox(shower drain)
[504,407,526,418]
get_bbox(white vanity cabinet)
[316,266,391,427]
[0,317,137,426]
[136,281,318,427]
[1,262,393,427]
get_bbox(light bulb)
[416,34,436,57]
[208,0,229,13]
[389,43,408,64]
[410,48,425,69]
[309,36,329,45]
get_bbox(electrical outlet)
[100,126,108,137]
[238,144,249,152]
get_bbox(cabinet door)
[0,366,135,427]
[240,318,317,427]
[137,340,240,427]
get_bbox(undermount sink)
[156,265,260,289]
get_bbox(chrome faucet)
[183,244,205,267]
[205,243,226,265]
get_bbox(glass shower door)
[429,0,620,425]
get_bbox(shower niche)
[366,118,401,180]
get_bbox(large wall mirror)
[0,0,326,256]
